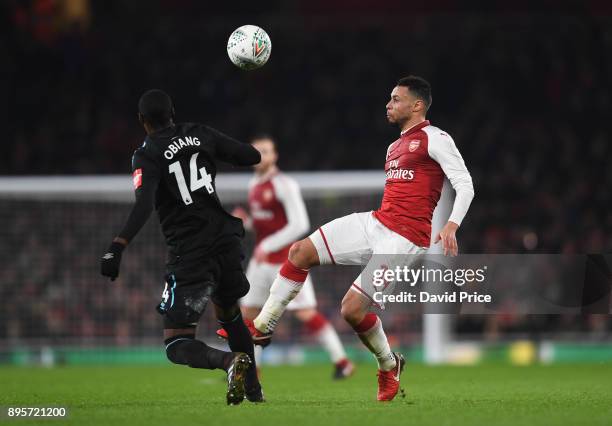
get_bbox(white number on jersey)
[169,153,214,205]
[161,283,170,304]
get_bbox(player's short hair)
[138,89,174,127]
[397,75,432,110]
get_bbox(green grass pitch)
[1,363,611,426]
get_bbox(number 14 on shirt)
[169,152,214,205]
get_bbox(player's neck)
[255,165,278,180]
[145,121,175,135]
[400,117,426,134]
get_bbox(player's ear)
[171,107,176,121]
[138,112,145,125]
[413,99,425,113]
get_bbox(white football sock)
[254,267,306,333]
[357,316,396,371]
[254,344,263,367]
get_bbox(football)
[227,25,272,70]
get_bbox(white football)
[227,25,272,70]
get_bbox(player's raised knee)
[288,238,318,269]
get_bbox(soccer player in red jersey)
[251,76,475,401]
[219,135,355,379]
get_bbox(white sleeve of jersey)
[259,175,310,253]
[427,131,475,226]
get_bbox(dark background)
[3,0,612,253]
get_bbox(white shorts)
[309,212,427,306]
[241,258,317,310]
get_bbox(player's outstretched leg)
[295,308,355,379]
[340,291,404,401]
[164,328,249,405]
[216,304,264,403]
[253,238,319,337]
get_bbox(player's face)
[386,86,417,126]
[252,139,278,173]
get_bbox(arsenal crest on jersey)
[408,140,420,152]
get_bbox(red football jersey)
[374,120,472,247]
[248,172,310,263]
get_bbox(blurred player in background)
[100,89,264,405]
[218,135,355,379]
[249,76,475,401]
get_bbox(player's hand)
[253,245,268,263]
[100,241,126,281]
[434,221,459,256]
[232,206,250,222]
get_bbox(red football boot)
[376,353,405,401]
[216,327,229,340]
[216,318,272,347]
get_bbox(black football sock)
[219,313,260,390]
[165,335,234,370]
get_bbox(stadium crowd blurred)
[1,1,611,345]
[1,196,609,346]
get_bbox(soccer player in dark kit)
[100,89,264,405]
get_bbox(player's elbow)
[455,181,475,201]
[243,148,261,166]
[230,145,261,166]
[467,186,475,202]
[463,186,475,201]
[250,150,262,165]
